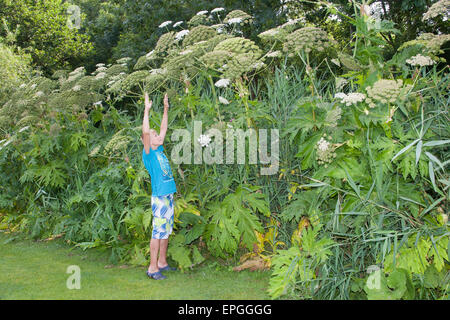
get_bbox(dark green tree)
[0,0,93,75]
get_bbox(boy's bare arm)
[143,92,152,153]
[159,93,169,140]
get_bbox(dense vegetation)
[0,0,448,299]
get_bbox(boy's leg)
[157,239,169,268]
[148,238,160,273]
[157,193,174,268]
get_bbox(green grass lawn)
[0,232,271,300]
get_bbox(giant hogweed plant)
[269,1,449,299]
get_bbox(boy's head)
[141,129,163,147]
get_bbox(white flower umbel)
[196,10,208,15]
[214,78,230,88]
[173,21,184,28]
[227,17,242,24]
[406,54,435,67]
[211,7,225,13]
[95,66,108,72]
[72,85,81,92]
[218,96,230,104]
[96,63,105,68]
[159,21,172,28]
[266,51,282,58]
[95,72,107,79]
[335,92,366,106]
[198,134,211,147]
[175,29,190,41]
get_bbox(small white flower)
[35,91,44,97]
[72,85,81,91]
[218,96,230,104]
[196,10,208,15]
[406,54,435,67]
[252,61,265,69]
[96,63,105,68]
[227,17,242,24]
[19,83,26,89]
[317,137,330,152]
[214,78,230,88]
[266,51,281,58]
[93,101,102,106]
[334,92,347,100]
[95,66,107,72]
[211,7,225,13]
[159,21,172,28]
[95,72,107,79]
[175,29,190,41]
[173,21,184,28]
[335,92,366,106]
[198,134,211,147]
[30,84,37,90]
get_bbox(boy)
[141,92,177,280]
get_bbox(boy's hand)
[163,93,169,109]
[144,92,152,111]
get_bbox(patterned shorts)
[151,193,174,239]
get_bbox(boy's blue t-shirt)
[142,145,177,196]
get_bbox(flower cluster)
[154,32,177,56]
[188,14,211,27]
[257,28,288,43]
[211,7,225,14]
[335,92,366,106]
[315,135,337,166]
[283,27,329,54]
[325,107,342,128]
[199,50,232,68]
[365,79,412,108]
[159,21,172,28]
[218,96,230,104]
[223,10,253,25]
[175,29,190,41]
[406,54,435,67]
[223,53,265,79]
[214,78,230,88]
[173,21,184,28]
[182,26,216,47]
[104,130,131,156]
[214,37,262,59]
[422,0,450,21]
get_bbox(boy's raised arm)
[142,92,152,153]
[159,93,169,141]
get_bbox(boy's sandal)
[146,270,167,280]
[159,265,177,272]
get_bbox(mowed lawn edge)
[0,232,271,300]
